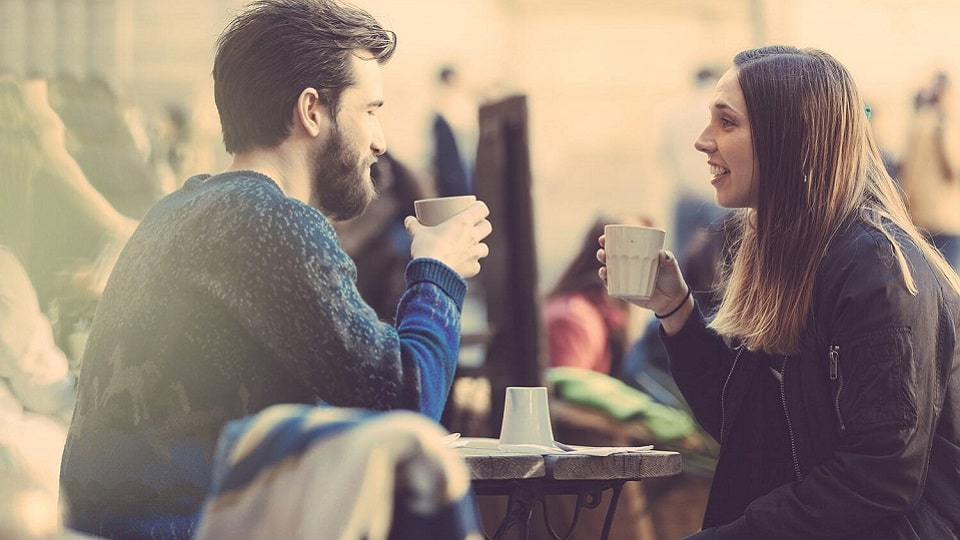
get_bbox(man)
[59,1,492,537]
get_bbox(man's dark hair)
[213,0,396,154]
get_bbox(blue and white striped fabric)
[195,405,481,540]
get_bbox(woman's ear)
[294,87,327,138]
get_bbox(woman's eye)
[720,117,734,128]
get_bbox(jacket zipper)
[779,356,803,481]
[829,345,846,431]
[719,346,744,443]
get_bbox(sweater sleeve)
[396,258,465,419]
[195,187,464,421]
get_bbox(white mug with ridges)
[604,224,666,301]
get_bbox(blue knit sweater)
[60,171,466,539]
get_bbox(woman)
[600,46,960,538]
[1,77,136,302]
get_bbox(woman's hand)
[597,233,694,334]
[405,201,492,279]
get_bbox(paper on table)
[497,443,567,454]
[496,443,655,455]
[448,437,499,449]
[450,437,655,456]
[442,432,461,445]
[562,445,655,456]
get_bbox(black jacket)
[664,220,960,539]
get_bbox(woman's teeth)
[710,165,730,177]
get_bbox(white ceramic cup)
[604,224,666,301]
[498,386,556,447]
[414,195,477,226]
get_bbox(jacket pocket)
[836,327,915,429]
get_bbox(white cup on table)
[498,386,556,448]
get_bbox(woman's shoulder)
[817,220,921,289]
[818,219,944,306]
[825,219,916,262]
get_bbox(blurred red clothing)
[543,288,628,374]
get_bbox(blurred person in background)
[0,78,113,540]
[0,246,77,540]
[600,46,960,538]
[544,215,651,375]
[59,0,492,537]
[900,70,960,271]
[46,74,161,218]
[430,64,478,198]
[0,77,137,306]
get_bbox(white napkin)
[561,445,655,456]
[450,437,655,456]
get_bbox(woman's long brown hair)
[709,46,960,355]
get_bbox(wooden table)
[456,439,682,540]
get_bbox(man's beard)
[310,127,376,221]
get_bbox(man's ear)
[294,87,328,138]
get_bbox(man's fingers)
[474,219,493,242]
[476,242,490,260]
[460,201,490,224]
[404,215,420,233]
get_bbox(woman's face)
[694,68,758,210]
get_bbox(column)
[57,0,88,80]
[88,0,133,87]
[0,0,27,77]
[26,0,57,78]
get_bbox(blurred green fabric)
[546,366,696,441]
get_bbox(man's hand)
[405,201,492,279]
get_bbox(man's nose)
[371,121,387,156]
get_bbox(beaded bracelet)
[654,287,692,320]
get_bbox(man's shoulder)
[171,171,324,227]
[189,171,287,204]
[135,171,335,262]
